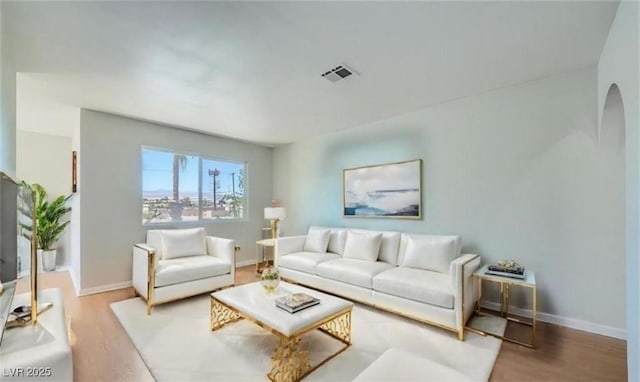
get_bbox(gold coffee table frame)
[210,296,352,382]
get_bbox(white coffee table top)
[212,281,353,337]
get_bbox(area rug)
[111,295,505,381]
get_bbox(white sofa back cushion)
[343,230,383,262]
[327,229,347,255]
[378,231,401,264]
[350,229,401,265]
[399,234,461,273]
[161,228,207,259]
[303,227,331,253]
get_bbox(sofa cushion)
[343,231,383,262]
[327,229,347,255]
[372,267,454,309]
[399,234,460,273]
[349,229,401,265]
[398,234,462,265]
[277,252,340,274]
[155,255,231,287]
[316,258,394,289]
[378,231,401,264]
[303,227,331,253]
[161,228,207,259]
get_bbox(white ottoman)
[0,288,73,382]
[352,348,472,382]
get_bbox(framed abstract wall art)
[343,159,422,219]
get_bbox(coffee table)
[210,281,353,382]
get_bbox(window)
[142,147,246,224]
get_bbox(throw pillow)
[378,231,401,264]
[401,235,457,273]
[343,231,383,262]
[327,229,347,255]
[161,228,207,259]
[303,227,331,253]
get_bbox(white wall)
[0,2,16,176]
[274,67,626,337]
[597,2,640,380]
[0,3,4,173]
[69,117,81,294]
[77,110,273,293]
[16,131,72,197]
[16,130,73,267]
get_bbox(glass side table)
[255,238,275,274]
[466,264,537,348]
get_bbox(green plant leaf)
[25,183,72,250]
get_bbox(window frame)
[141,145,249,226]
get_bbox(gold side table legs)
[467,274,537,348]
[256,239,276,274]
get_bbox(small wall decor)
[72,151,77,193]
[343,159,422,219]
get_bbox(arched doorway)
[600,82,628,342]
[600,84,625,151]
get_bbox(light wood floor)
[16,267,626,381]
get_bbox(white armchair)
[133,227,238,314]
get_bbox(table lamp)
[264,207,286,239]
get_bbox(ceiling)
[5,1,618,145]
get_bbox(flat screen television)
[0,172,19,345]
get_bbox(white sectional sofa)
[275,226,480,339]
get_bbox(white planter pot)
[40,249,57,272]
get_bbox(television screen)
[0,173,19,345]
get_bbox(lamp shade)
[264,207,286,220]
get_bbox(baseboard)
[54,265,71,273]
[67,267,82,297]
[480,301,626,340]
[19,264,71,277]
[236,259,257,267]
[78,280,133,296]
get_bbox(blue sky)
[142,148,243,195]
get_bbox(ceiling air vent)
[321,64,357,83]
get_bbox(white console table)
[0,289,73,381]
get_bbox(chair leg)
[147,301,152,315]
[458,328,465,341]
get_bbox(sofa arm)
[274,235,306,265]
[450,254,481,334]
[133,244,156,313]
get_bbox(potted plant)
[20,182,71,271]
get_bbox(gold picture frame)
[343,159,422,219]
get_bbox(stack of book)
[486,263,526,280]
[276,293,320,313]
